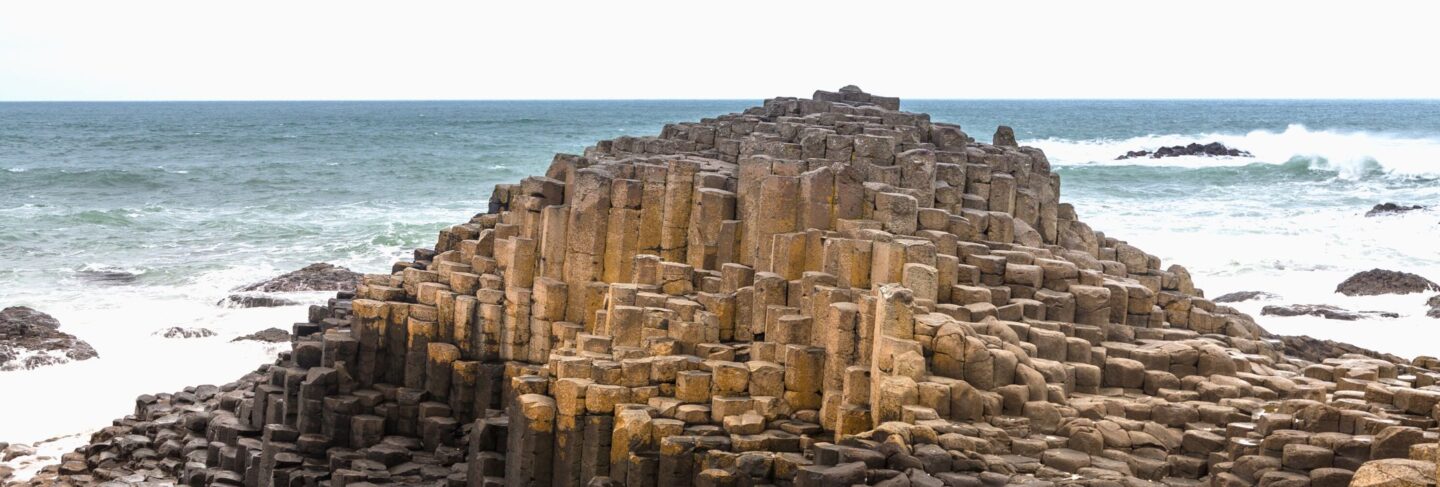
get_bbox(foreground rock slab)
[21,87,1440,487]
[0,306,98,371]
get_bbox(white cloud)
[1,0,1437,100]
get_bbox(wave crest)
[1028,124,1440,180]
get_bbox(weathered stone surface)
[237,262,362,292]
[1336,269,1440,296]
[0,306,99,371]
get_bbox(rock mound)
[1366,203,1425,217]
[30,87,1440,487]
[1261,303,1397,321]
[1336,269,1440,296]
[1213,290,1278,303]
[217,293,301,308]
[154,327,217,339]
[230,327,290,343]
[0,306,98,371]
[236,263,361,293]
[1117,142,1250,160]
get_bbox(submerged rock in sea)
[32,87,1440,487]
[1117,141,1251,160]
[1336,268,1440,296]
[1213,290,1279,303]
[216,293,301,308]
[153,327,217,339]
[230,327,290,343]
[1366,202,1426,217]
[236,263,361,293]
[1261,303,1397,321]
[0,306,98,371]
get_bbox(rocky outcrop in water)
[1427,295,1440,319]
[0,306,98,371]
[1117,142,1251,160]
[231,327,291,343]
[154,327,217,339]
[1213,290,1278,303]
[218,294,302,308]
[20,88,1440,487]
[1337,269,1440,296]
[237,263,362,293]
[1366,203,1426,217]
[1261,304,1398,321]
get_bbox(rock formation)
[0,306,98,371]
[1366,203,1426,217]
[1261,304,1398,321]
[1116,142,1250,160]
[237,263,363,293]
[18,88,1440,486]
[1213,291,1277,304]
[1337,269,1440,297]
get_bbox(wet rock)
[1278,335,1408,365]
[1426,295,1440,319]
[1365,203,1425,217]
[1214,291,1279,303]
[1261,304,1397,321]
[236,263,361,293]
[153,327,217,339]
[230,327,290,343]
[0,306,99,371]
[217,293,301,308]
[75,268,140,285]
[1117,142,1251,160]
[3,443,36,461]
[1336,269,1440,296]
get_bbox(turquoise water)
[1,99,1439,444]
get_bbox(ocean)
[2,99,1438,467]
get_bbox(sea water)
[2,99,1438,472]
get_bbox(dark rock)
[75,269,140,285]
[1117,142,1251,160]
[1213,291,1279,303]
[993,126,1018,147]
[217,294,301,308]
[1364,203,1425,217]
[236,263,361,293]
[231,328,291,343]
[1278,335,1409,365]
[1260,304,1397,321]
[154,327,217,339]
[1428,294,1440,319]
[1335,269,1439,296]
[0,306,99,371]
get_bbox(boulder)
[1336,269,1439,296]
[1261,304,1397,321]
[1214,291,1278,303]
[236,263,362,293]
[231,327,291,343]
[993,126,1018,147]
[1350,459,1436,487]
[1365,203,1425,217]
[0,306,99,371]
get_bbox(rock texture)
[155,327,218,339]
[220,294,303,308]
[19,88,1440,486]
[232,327,292,343]
[1337,269,1440,297]
[238,263,363,293]
[0,306,98,371]
[1117,142,1250,160]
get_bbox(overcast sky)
[2,1,1437,101]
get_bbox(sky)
[2,1,1438,101]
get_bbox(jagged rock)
[230,327,290,343]
[1366,203,1426,217]
[1336,269,1440,296]
[153,327,217,339]
[1117,142,1251,160]
[236,263,361,293]
[216,293,301,308]
[1261,304,1398,321]
[1214,290,1279,303]
[993,126,1018,147]
[1427,295,1440,319]
[0,306,98,371]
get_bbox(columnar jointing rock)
[38,88,1440,487]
